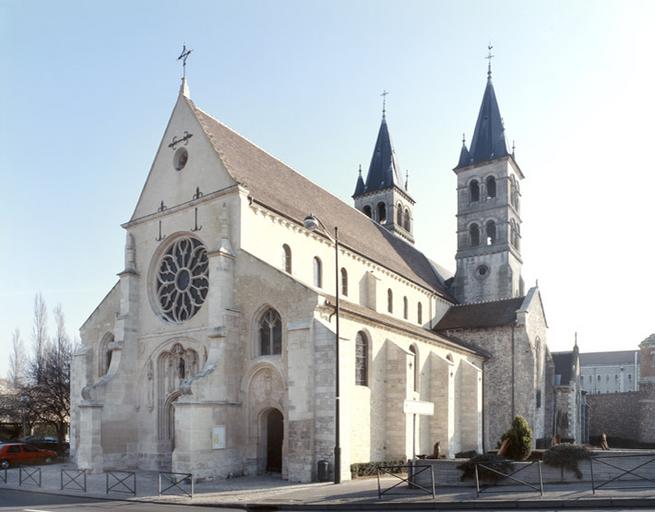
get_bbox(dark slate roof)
[353,168,365,197]
[433,297,525,330]
[457,142,471,168]
[358,116,404,195]
[552,352,574,385]
[187,99,453,298]
[457,78,508,168]
[579,350,639,366]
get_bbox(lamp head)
[303,214,320,232]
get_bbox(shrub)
[499,416,532,461]
[543,444,591,479]
[350,460,406,478]
[458,454,514,482]
[455,450,478,459]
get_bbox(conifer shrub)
[499,416,532,461]
[542,444,591,479]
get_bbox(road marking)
[23,509,54,512]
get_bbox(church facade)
[71,66,551,482]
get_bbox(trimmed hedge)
[458,454,514,482]
[350,460,407,478]
[542,444,591,479]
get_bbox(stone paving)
[1,462,655,509]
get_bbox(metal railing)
[61,469,86,492]
[590,453,655,493]
[158,471,194,498]
[0,468,6,484]
[376,463,436,499]
[475,460,543,497]
[19,466,42,487]
[106,470,136,496]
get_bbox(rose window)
[156,237,209,323]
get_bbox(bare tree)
[32,293,48,382]
[8,328,25,388]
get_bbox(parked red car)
[0,443,57,468]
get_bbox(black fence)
[61,469,86,492]
[475,460,543,497]
[376,463,436,499]
[106,470,136,496]
[590,453,655,493]
[158,471,194,498]
[19,466,41,487]
[0,468,6,484]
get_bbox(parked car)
[0,443,57,469]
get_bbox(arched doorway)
[265,409,283,473]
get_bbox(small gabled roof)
[359,116,404,195]
[552,351,574,385]
[185,97,453,299]
[433,296,525,331]
[457,78,509,169]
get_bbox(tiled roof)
[323,295,490,358]
[187,98,453,299]
[579,351,639,367]
[433,297,525,330]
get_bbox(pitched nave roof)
[186,97,453,299]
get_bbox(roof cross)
[485,43,494,79]
[381,90,389,117]
[178,44,193,79]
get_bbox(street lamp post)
[303,213,341,484]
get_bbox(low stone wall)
[412,451,655,487]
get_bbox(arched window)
[355,331,369,386]
[515,222,521,250]
[403,209,411,231]
[377,202,387,223]
[486,176,496,198]
[486,220,496,245]
[282,244,292,273]
[510,219,517,248]
[99,333,114,376]
[403,296,408,320]
[396,203,403,225]
[341,267,348,296]
[387,288,393,313]
[363,205,372,218]
[313,257,322,288]
[417,302,422,324]
[469,223,480,246]
[259,308,282,356]
[409,345,419,392]
[469,180,480,202]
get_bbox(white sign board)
[212,425,226,449]
[403,399,434,416]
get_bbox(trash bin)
[317,460,330,482]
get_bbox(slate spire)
[457,133,471,168]
[361,115,403,194]
[352,164,365,197]
[458,73,509,168]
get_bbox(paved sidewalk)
[2,462,655,509]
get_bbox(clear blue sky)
[2,0,654,376]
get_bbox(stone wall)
[587,391,641,441]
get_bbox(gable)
[130,93,236,221]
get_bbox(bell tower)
[353,93,415,244]
[452,61,524,303]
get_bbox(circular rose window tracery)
[156,237,209,323]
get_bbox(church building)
[71,59,551,482]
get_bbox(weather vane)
[381,90,389,116]
[485,43,494,79]
[178,44,193,80]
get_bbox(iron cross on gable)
[168,131,193,149]
[178,44,192,79]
